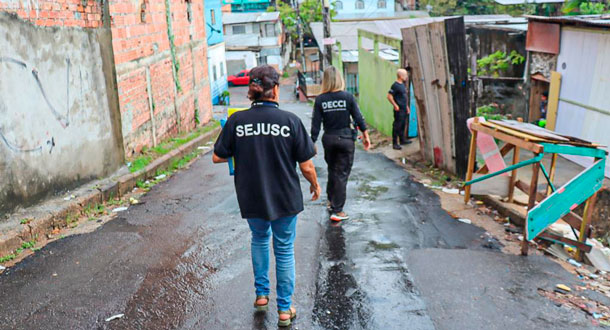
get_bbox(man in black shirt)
[213,65,320,327]
[387,68,411,150]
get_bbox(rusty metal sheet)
[526,21,560,54]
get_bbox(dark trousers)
[322,134,355,213]
[392,110,409,145]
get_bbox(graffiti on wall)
[0,56,72,154]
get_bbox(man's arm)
[387,93,399,111]
[299,159,321,201]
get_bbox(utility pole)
[294,0,306,71]
[322,0,332,69]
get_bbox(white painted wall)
[207,42,228,104]
[555,27,610,177]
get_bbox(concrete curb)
[0,125,221,258]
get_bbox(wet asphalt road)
[0,89,597,329]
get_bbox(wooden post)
[576,193,597,261]
[464,118,478,203]
[508,146,520,203]
[546,153,558,196]
[522,159,541,256]
[576,158,601,261]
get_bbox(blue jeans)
[247,215,297,311]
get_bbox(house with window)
[222,0,270,13]
[223,11,286,74]
[332,0,395,21]
[206,0,229,105]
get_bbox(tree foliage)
[268,0,336,41]
[562,0,608,14]
[419,0,554,16]
[477,50,525,78]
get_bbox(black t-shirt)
[310,91,367,142]
[214,101,316,220]
[389,81,408,111]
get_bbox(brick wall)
[1,0,213,158]
[0,0,102,27]
[111,0,213,156]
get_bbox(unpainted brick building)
[0,0,213,157]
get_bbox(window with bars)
[355,0,364,9]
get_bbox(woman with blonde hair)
[311,66,371,222]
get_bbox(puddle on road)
[313,224,371,330]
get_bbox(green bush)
[477,50,524,78]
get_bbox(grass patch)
[2,239,38,262]
[20,218,32,225]
[0,254,16,263]
[127,120,219,173]
[129,156,153,173]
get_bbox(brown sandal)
[253,295,269,312]
[278,307,297,327]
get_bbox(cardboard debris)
[587,239,610,273]
[545,244,570,261]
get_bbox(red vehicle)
[228,69,250,86]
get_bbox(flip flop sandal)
[253,295,269,312]
[278,307,297,327]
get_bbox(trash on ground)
[105,314,124,322]
[129,197,139,205]
[475,201,484,205]
[442,187,460,194]
[112,207,128,213]
[197,146,211,151]
[155,174,167,180]
[457,218,472,224]
[568,259,583,268]
[586,239,610,272]
[545,244,570,261]
[0,265,6,271]
[63,194,75,201]
[556,284,572,292]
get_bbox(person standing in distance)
[387,68,411,150]
[213,65,321,327]
[311,66,371,222]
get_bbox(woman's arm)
[361,130,371,151]
[349,95,371,151]
[299,159,321,201]
[310,98,322,143]
[212,153,228,163]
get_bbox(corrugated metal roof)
[311,17,443,51]
[526,14,610,28]
[333,11,429,22]
[311,15,530,52]
[222,11,279,25]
